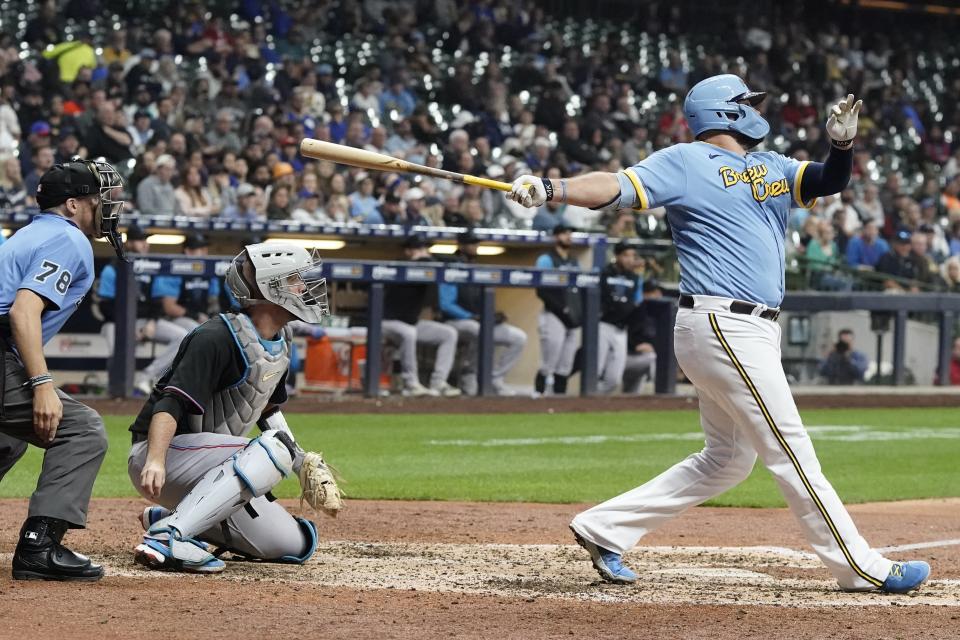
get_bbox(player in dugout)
[382,235,462,397]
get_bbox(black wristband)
[831,138,853,150]
[541,178,554,202]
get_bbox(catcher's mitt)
[298,451,344,517]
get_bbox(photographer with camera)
[819,328,869,385]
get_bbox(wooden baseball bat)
[300,138,513,193]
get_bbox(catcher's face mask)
[226,243,329,324]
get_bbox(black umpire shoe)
[12,516,104,581]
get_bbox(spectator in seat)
[205,109,243,155]
[24,145,55,206]
[349,175,379,220]
[266,184,294,220]
[0,156,27,210]
[174,165,216,217]
[939,257,960,293]
[83,103,133,163]
[845,220,889,270]
[291,189,327,224]
[876,229,929,292]
[854,183,884,228]
[137,153,180,215]
[222,182,263,220]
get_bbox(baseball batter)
[510,75,929,593]
[0,157,125,581]
[128,242,341,573]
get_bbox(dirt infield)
[1,497,958,639]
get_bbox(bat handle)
[462,175,514,192]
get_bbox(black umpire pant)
[0,353,108,528]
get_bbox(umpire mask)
[226,242,330,323]
[36,156,127,259]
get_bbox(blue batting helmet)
[683,74,769,146]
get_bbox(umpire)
[0,157,125,581]
[534,224,581,396]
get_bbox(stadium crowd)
[1,0,960,392]
[0,4,958,255]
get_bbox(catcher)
[127,241,342,573]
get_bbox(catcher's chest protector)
[190,313,292,436]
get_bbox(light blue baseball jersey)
[0,213,94,345]
[616,141,817,307]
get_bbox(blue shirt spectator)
[845,221,890,268]
[349,178,380,219]
[380,81,416,118]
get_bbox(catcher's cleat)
[570,525,637,584]
[134,527,225,574]
[881,561,930,594]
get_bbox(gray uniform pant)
[382,319,458,388]
[537,311,579,378]
[0,353,107,527]
[622,351,657,393]
[103,318,189,379]
[598,322,627,394]
[447,318,527,393]
[128,433,310,560]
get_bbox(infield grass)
[0,407,957,507]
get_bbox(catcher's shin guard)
[164,430,295,540]
[278,517,318,564]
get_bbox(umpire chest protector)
[189,313,291,437]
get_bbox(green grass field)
[1,407,957,507]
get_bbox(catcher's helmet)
[36,156,126,259]
[225,242,329,324]
[683,74,769,147]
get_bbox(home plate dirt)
[2,498,959,639]
[94,541,960,608]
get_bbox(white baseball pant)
[597,321,627,394]
[537,311,579,378]
[572,295,893,590]
[128,433,311,560]
[382,319,458,389]
[447,318,527,393]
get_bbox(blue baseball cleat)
[570,526,637,584]
[880,561,930,594]
[134,526,225,574]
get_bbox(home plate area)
[104,542,959,607]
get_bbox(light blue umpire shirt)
[616,141,817,308]
[0,213,94,347]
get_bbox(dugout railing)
[105,254,682,399]
[103,256,959,398]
